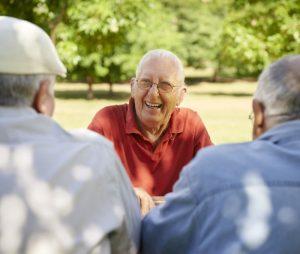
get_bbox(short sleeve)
[193,112,213,153]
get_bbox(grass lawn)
[53,80,257,144]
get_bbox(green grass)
[53,80,257,144]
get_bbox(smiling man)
[88,49,212,213]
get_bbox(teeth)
[145,102,162,108]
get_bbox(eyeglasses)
[135,79,181,93]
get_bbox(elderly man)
[142,55,300,253]
[88,49,212,211]
[0,16,140,253]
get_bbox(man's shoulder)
[88,103,129,134]
[173,108,207,135]
[183,142,253,200]
[190,141,252,173]
[68,128,114,149]
[65,129,120,178]
[96,103,128,119]
[198,141,249,156]
[177,107,198,117]
[175,107,204,125]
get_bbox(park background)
[1,0,299,144]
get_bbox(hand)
[152,196,165,206]
[134,187,155,216]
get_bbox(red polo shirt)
[88,99,212,195]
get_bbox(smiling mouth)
[145,101,162,109]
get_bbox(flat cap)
[0,16,66,77]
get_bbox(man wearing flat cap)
[0,16,140,254]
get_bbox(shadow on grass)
[55,89,131,100]
[185,76,256,86]
[185,77,212,85]
[191,91,252,97]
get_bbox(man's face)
[131,57,184,131]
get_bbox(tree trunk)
[87,76,94,99]
[212,58,221,82]
[49,3,68,43]
[109,82,113,95]
[50,27,57,43]
[212,68,219,82]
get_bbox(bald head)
[254,55,300,117]
[136,49,185,85]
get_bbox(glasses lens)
[158,82,173,93]
[138,79,152,90]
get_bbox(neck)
[142,126,166,144]
[137,119,169,145]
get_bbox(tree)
[124,1,185,74]
[160,0,229,74]
[219,0,300,77]
[56,0,184,97]
[56,0,155,96]
[0,0,69,43]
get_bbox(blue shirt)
[142,120,300,254]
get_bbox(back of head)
[254,55,300,121]
[136,49,185,84]
[0,16,66,107]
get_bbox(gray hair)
[0,74,55,107]
[254,55,300,118]
[136,49,185,84]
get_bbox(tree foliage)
[161,0,228,69]
[57,0,149,84]
[219,0,300,77]
[1,0,299,83]
[57,1,183,84]
[0,0,69,41]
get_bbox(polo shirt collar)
[125,98,184,135]
[258,119,300,144]
[169,108,184,134]
[0,106,37,117]
[125,98,141,134]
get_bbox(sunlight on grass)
[53,80,256,144]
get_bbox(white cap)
[0,16,66,77]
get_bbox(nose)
[147,83,159,95]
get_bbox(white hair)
[135,49,185,84]
[0,74,55,107]
[254,55,300,117]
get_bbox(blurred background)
[1,0,299,144]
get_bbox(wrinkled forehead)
[137,57,184,83]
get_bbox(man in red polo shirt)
[88,49,212,213]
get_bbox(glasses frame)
[135,78,181,94]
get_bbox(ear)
[176,85,187,106]
[32,79,55,117]
[252,99,266,139]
